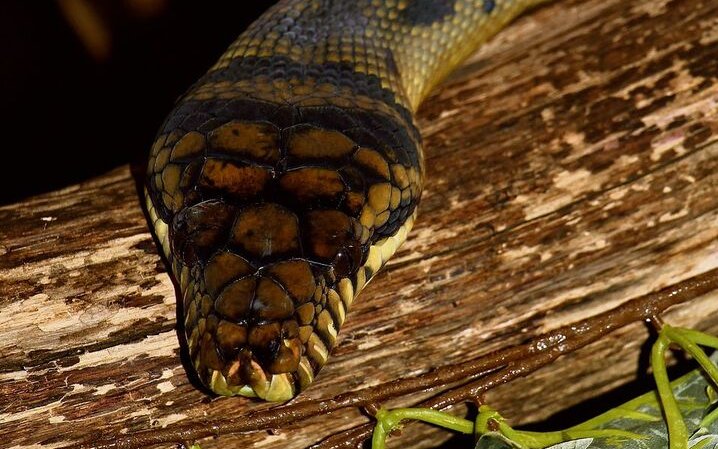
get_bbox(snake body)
[146,0,545,401]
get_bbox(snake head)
[146,79,422,400]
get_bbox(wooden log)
[2,0,718,447]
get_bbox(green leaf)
[689,434,718,449]
[547,440,593,449]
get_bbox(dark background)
[0,1,276,205]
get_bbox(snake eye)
[333,242,364,278]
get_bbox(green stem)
[666,327,718,430]
[475,405,638,449]
[652,330,689,449]
[371,325,718,449]
[664,327,718,392]
[700,405,718,429]
[670,328,718,351]
[372,408,474,449]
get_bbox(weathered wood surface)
[2,0,718,447]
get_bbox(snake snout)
[190,263,316,401]
[174,196,364,400]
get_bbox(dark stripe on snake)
[400,0,458,25]
[198,56,408,126]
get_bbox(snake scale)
[145,0,547,401]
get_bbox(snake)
[145,0,548,401]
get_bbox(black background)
[0,1,276,204]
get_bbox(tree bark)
[2,0,718,447]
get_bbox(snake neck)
[213,0,548,110]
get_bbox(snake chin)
[175,209,418,401]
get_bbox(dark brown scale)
[252,277,295,320]
[203,251,255,297]
[208,121,281,164]
[248,322,282,347]
[171,200,236,266]
[338,165,367,194]
[248,322,283,367]
[353,147,392,180]
[200,333,223,371]
[199,159,271,199]
[216,320,248,358]
[305,210,357,261]
[215,278,256,321]
[269,338,302,373]
[286,124,357,161]
[344,192,366,215]
[206,314,219,334]
[281,320,300,338]
[230,204,301,258]
[267,260,316,303]
[279,168,346,206]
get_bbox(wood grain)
[2,0,718,447]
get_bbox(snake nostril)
[248,322,283,367]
